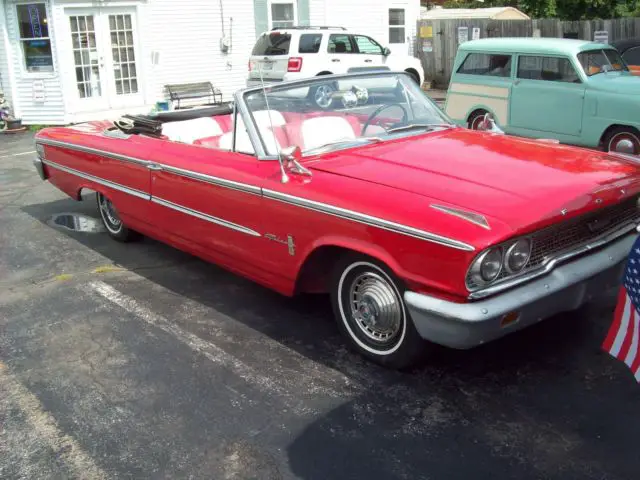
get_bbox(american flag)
[603,235,640,381]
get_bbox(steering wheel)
[361,103,409,136]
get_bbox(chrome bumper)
[33,156,47,180]
[404,232,636,349]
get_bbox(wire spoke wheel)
[97,193,123,234]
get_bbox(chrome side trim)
[42,159,150,200]
[263,189,475,251]
[152,196,261,237]
[467,222,639,300]
[36,138,151,167]
[160,164,261,195]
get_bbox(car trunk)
[249,32,292,82]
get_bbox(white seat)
[219,110,286,155]
[161,117,223,144]
[300,116,356,151]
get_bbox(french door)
[65,8,143,112]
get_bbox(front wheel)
[330,254,426,369]
[97,192,140,242]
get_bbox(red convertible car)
[34,72,640,368]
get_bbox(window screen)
[457,53,512,77]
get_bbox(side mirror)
[278,145,312,183]
[383,47,391,56]
[478,113,504,135]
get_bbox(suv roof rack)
[270,26,346,31]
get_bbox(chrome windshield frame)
[233,71,451,161]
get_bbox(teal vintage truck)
[445,37,640,155]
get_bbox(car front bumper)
[404,232,636,349]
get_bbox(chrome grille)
[467,196,639,290]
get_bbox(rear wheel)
[97,192,140,242]
[330,254,426,369]
[604,127,640,155]
[405,70,420,85]
[468,110,488,130]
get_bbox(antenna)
[257,65,289,183]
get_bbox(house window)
[271,0,296,29]
[17,3,54,73]
[389,8,405,44]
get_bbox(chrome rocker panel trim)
[42,159,151,200]
[152,196,261,237]
[404,232,636,349]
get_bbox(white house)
[0,0,420,125]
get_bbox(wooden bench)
[165,82,223,110]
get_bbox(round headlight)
[505,238,532,273]
[480,247,503,282]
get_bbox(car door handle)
[513,80,520,86]
[147,164,162,171]
[332,59,340,62]
[364,59,373,63]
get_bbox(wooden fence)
[416,17,640,87]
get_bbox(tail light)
[248,60,253,72]
[287,57,303,72]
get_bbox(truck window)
[517,56,580,83]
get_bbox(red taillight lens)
[287,57,303,72]
[248,60,253,72]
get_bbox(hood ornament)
[431,204,490,230]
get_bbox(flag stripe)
[603,288,627,351]
[609,295,632,358]
[624,308,640,368]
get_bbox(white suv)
[247,27,424,87]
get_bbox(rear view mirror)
[383,47,391,56]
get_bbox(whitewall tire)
[330,254,426,369]
[96,192,140,242]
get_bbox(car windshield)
[242,73,453,156]
[578,49,628,76]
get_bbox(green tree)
[440,0,639,20]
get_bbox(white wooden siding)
[5,0,66,124]
[0,0,14,108]
[148,0,255,102]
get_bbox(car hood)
[589,71,640,93]
[308,129,640,231]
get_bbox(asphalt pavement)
[1,131,639,479]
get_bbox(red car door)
[146,143,292,290]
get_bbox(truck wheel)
[468,110,488,130]
[330,254,426,369]
[97,193,140,242]
[604,127,640,155]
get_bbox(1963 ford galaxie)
[34,72,640,368]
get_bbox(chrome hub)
[349,271,402,343]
